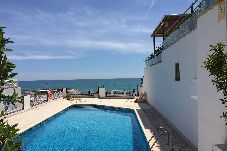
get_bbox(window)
[175,63,180,81]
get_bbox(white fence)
[0,90,63,114]
[0,101,23,114]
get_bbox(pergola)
[151,14,189,50]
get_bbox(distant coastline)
[19,78,139,82]
[19,78,140,92]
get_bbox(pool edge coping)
[18,103,154,150]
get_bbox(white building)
[3,79,21,97]
[143,0,226,150]
[1,79,23,113]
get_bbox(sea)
[18,78,141,92]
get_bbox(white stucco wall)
[144,31,198,146]
[196,2,226,151]
[143,1,227,149]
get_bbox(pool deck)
[6,98,196,151]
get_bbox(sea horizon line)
[18,77,141,82]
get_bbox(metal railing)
[145,53,162,68]
[30,94,48,107]
[53,91,63,99]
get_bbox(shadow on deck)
[136,102,197,151]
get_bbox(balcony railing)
[145,45,163,68]
[163,15,197,49]
[145,0,219,68]
[163,0,214,49]
[145,53,162,68]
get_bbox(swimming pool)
[21,105,149,151]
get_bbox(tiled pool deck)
[6,98,196,151]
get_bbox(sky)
[0,0,194,81]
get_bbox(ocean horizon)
[19,78,141,92]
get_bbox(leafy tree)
[0,27,22,150]
[204,43,227,122]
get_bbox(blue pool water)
[21,105,149,151]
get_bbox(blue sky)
[1,0,193,81]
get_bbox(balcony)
[145,0,218,68]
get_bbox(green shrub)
[0,27,22,150]
[204,43,227,122]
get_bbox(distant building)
[143,0,226,150]
[2,79,21,97]
[1,79,22,113]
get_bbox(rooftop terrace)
[145,0,219,68]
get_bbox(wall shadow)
[136,102,197,151]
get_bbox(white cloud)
[2,3,152,60]
[144,0,155,18]
[8,39,149,60]
[11,35,150,55]
[8,55,75,60]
